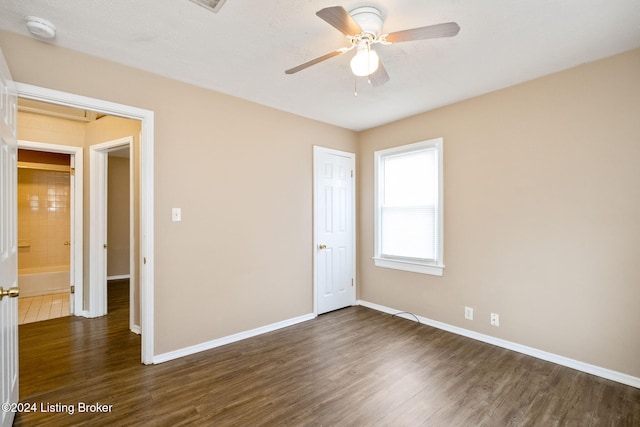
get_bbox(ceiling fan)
[285,6,460,87]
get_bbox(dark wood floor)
[15,281,640,426]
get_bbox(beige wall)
[17,111,85,147]
[1,30,358,354]
[107,155,130,277]
[358,48,640,377]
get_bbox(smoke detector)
[25,16,56,39]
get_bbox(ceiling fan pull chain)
[354,76,358,97]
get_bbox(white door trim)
[313,145,356,315]
[16,82,155,365]
[128,139,137,334]
[17,140,83,316]
[89,137,133,319]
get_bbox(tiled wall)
[17,167,71,270]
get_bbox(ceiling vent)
[188,0,227,13]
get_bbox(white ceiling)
[1,0,639,131]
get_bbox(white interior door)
[314,146,356,315]
[0,48,19,427]
[90,145,108,317]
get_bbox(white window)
[374,138,444,276]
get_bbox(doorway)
[16,141,84,322]
[16,82,155,364]
[89,137,134,328]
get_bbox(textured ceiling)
[1,0,639,131]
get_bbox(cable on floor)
[391,311,421,324]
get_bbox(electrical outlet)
[490,313,500,326]
[464,306,473,320]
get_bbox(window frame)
[373,137,444,276]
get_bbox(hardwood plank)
[15,283,640,426]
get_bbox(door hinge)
[70,167,75,176]
[70,285,75,294]
[351,170,354,178]
[351,278,354,287]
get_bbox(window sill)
[373,257,444,276]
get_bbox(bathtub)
[18,265,70,298]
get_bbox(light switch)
[172,208,181,222]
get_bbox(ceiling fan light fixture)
[349,6,383,37]
[285,5,460,88]
[350,42,379,77]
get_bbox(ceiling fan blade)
[316,6,363,36]
[285,48,349,74]
[385,22,460,43]
[369,60,390,87]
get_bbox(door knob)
[318,244,327,249]
[0,286,19,301]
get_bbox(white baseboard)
[107,274,130,281]
[153,313,316,364]
[357,300,640,389]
